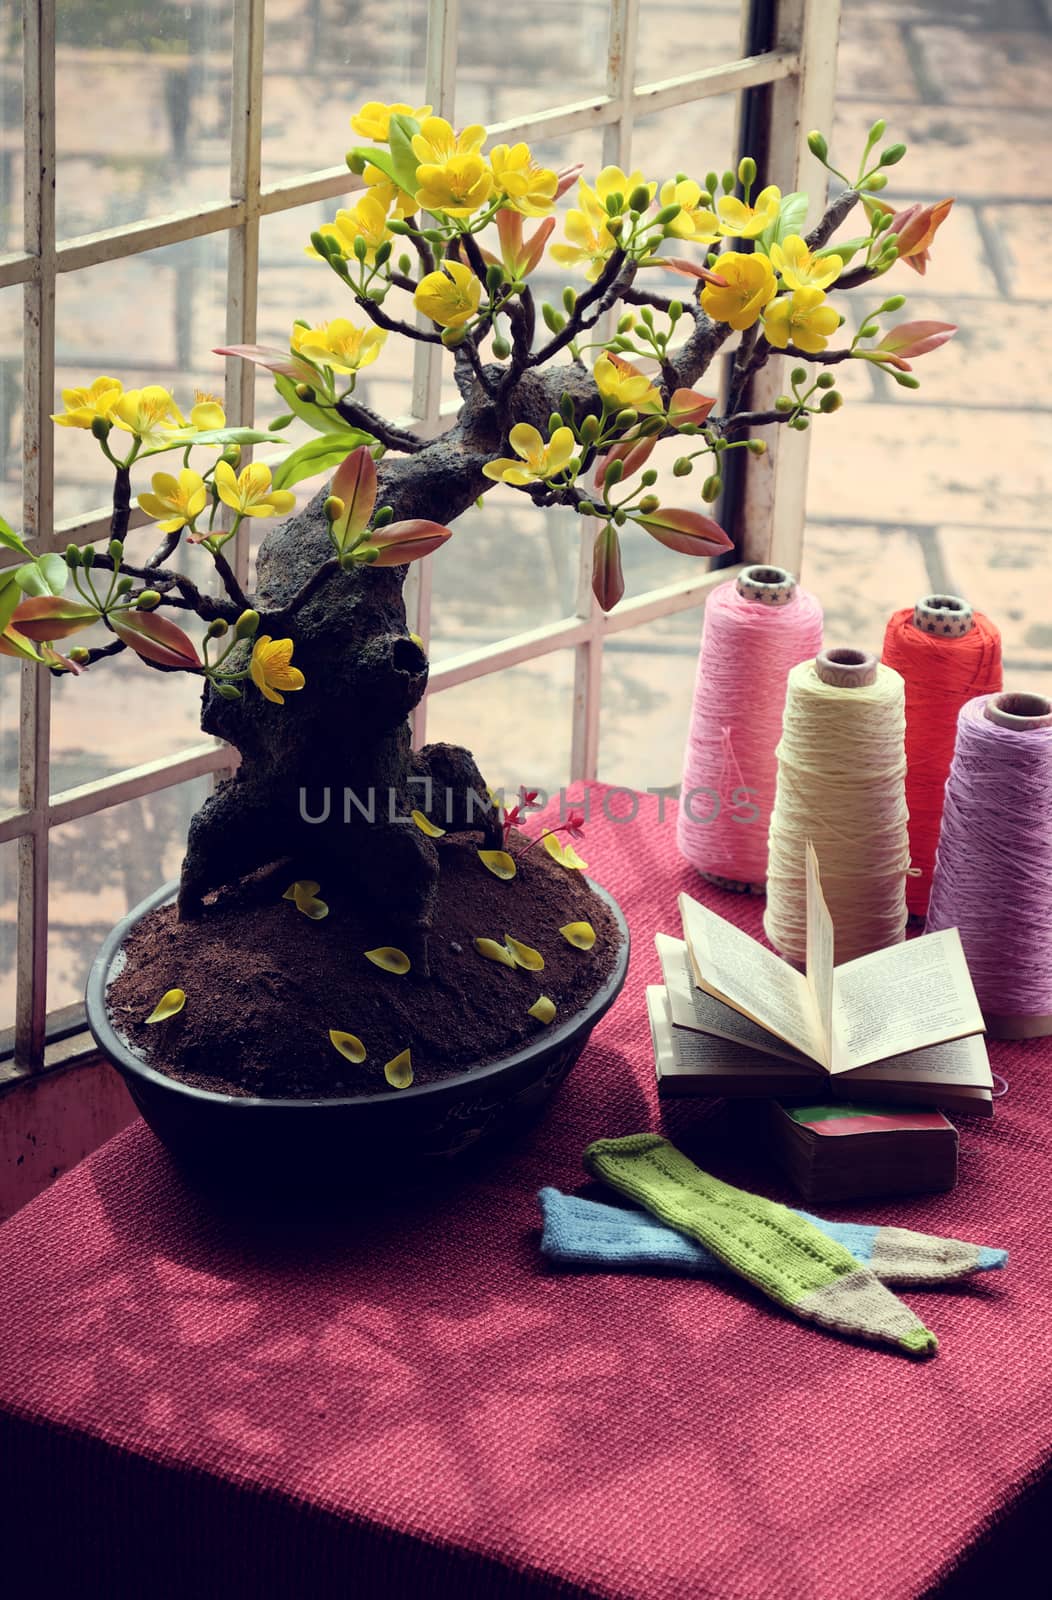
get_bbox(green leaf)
[349,145,401,190]
[814,234,870,262]
[273,373,364,441]
[272,430,375,492]
[386,114,422,198]
[0,516,30,556]
[760,190,808,252]
[0,625,43,662]
[0,572,22,634]
[140,425,289,458]
[14,553,68,597]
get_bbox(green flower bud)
[791,366,807,386]
[737,156,757,188]
[215,683,242,701]
[206,618,229,639]
[323,495,344,524]
[562,286,577,313]
[109,538,123,564]
[863,172,888,191]
[791,416,810,430]
[549,411,564,436]
[639,493,660,513]
[492,334,511,360]
[606,214,624,236]
[268,412,295,430]
[807,130,829,161]
[629,184,652,213]
[65,543,81,569]
[668,300,683,322]
[880,294,906,312]
[374,241,392,269]
[90,416,112,441]
[640,468,658,487]
[68,646,90,664]
[137,589,161,610]
[859,321,879,338]
[372,506,394,528]
[115,575,133,595]
[542,302,566,334]
[654,203,681,226]
[352,235,368,261]
[616,407,639,427]
[817,372,836,389]
[818,390,843,413]
[440,325,466,348]
[294,383,315,401]
[721,170,735,194]
[705,171,719,196]
[486,263,505,296]
[579,414,600,445]
[346,150,366,175]
[387,221,411,239]
[617,312,635,333]
[221,444,241,465]
[673,456,693,477]
[639,306,655,328]
[559,392,575,422]
[747,438,767,456]
[81,544,96,567]
[234,609,260,640]
[701,474,722,502]
[868,118,887,142]
[309,230,331,257]
[577,500,597,518]
[603,458,624,488]
[774,395,794,414]
[605,192,625,217]
[613,508,627,526]
[397,253,412,277]
[893,372,921,389]
[879,143,907,166]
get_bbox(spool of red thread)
[881,594,1002,918]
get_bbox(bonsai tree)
[1,109,954,972]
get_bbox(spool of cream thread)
[677,563,823,894]
[929,690,1052,1040]
[764,647,909,966]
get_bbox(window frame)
[0,0,840,1075]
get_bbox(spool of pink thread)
[926,690,1052,1038]
[676,564,823,892]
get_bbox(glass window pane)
[631,92,741,191]
[54,232,229,522]
[56,2,234,238]
[425,652,574,797]
[456,0,607,125]
[0,283,22,512]
[262,0,428,181]
[598,612,699,790]
[635,1,744,86]
[0,657,19,808]
[47,779,211,1013]
[0,839,15,1034]
[0,13,22,253]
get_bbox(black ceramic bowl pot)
[86,879,630,1189]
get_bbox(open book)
[652,843,993,1114]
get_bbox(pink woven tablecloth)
[1,785,1050,1599]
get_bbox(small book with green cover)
[767,1100,958,1204]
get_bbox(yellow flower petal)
[297,896,329,921]
[528,996,557,1024]
[282,879,320,901]
[144,987,186,1023]
[365,946,411,974]
[474,937,517,969]
[384,1049,414,1089]
[560,921,596,950]
[478,849,517,880]
[505,936,545,972]
[329,1030,366,1064]
[563,843,589,870]
[411,809,446,838]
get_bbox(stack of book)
[649,844,993,1116]
[766,1102,959,1204]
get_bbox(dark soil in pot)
[105,829,622,1099]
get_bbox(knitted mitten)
[583,1134,939,1356]
[539,1187,1007,1283]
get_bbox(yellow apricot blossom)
[112,386,184,450]
[214,460,296,519]
[291,319,388,375]
[137,468,208,534]
[414,153,493,217]
[550,181,619,280]
[362,163,417,219]
[593,353,662,413]
[162,391,227,444]
[770,234,843,291]
[482,424,576,486]
[716,184,781,239]
[350,101,431,141]
[700,251,777,331]
[762,288,841,355]
[411,116,486,166]
[489,143,558,217]
[51,376,123,430]
[658,179,720,242]
[311,194,392,264]
[413,261,481,329]
[594,165,655,215]
[249,636,305,705]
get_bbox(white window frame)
[0,0,840,1075]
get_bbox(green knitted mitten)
[584,1133,938,1357]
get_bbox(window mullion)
[16,0,57,1070]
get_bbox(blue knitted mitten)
[538,1187,1006,1285]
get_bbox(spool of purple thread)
[926,690,1052,1038]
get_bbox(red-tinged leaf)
[10,595,101,640]
[554,163,584,200]
[634,507,734,558]
[39,643,84,674]
[520,216,556,277]
[363,519,452,567]
[592,523,624,612]
[668,387,717,427]
[877,320,957,359]
[331,445,378,542]
[110,610,202,669]
[596,435,656,487]
[214,344,317,385]
[0,625,42,662]
[661,257,729,287]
